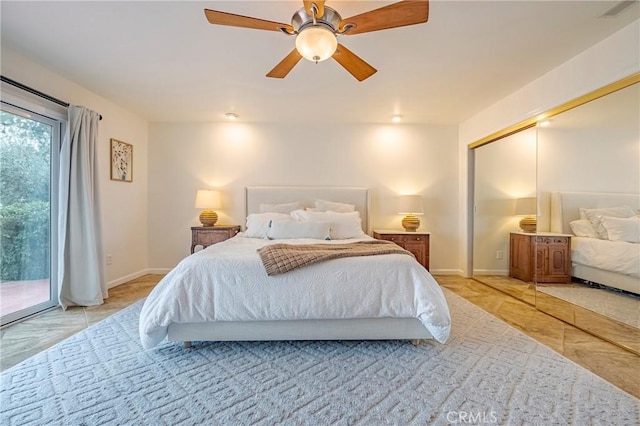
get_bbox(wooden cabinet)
[373,230,430,270]
[509,232,571,283]
[191,225,240,254]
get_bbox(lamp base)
[401,215,420,232]
[199,210,218,227]
[519,216,536,233]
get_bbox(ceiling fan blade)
[332,44,377,81]
[340,0,429,35]
[303,1,325,18]
[266,49,303,79]
[204,9,294,33]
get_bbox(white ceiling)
[1,1,638,124]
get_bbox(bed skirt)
[167,317,433,344]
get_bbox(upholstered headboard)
[245,186,370,233]
[550,191,640,234]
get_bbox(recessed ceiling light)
[225,112,239,120]
[391,114,403,123]
[538,119,551,127]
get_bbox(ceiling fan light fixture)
[295,26,337,63]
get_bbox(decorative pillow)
[569,219,599,238]
[314,199,355,213]
[267,220,331,240]
[291,210,365,239]
[245,213,291,238]
[599,215,640,243]
[259,202,303,214]
[579,206,636,239]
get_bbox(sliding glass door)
[1,103,60,325]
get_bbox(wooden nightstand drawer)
[510,232,571,283]
[373,230,430,270]
[191,225,240,254]
[536,236,569,245]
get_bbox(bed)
[139,186,451,349]
[550,191,640,295]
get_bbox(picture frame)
[110,138,133,182]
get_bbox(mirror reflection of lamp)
[515,197,537,233]
[398,195,424,232]
[195,189,221,227]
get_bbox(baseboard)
[107,268,170,289]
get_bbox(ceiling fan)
[204,1,429,82]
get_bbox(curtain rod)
[1,75,103,121]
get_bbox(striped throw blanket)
[257,240,414,276]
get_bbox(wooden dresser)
[509,232,571,283]
[191,225,240,254]
[373,230,430,270]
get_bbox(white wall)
[1,48,150,287]
[148,122,459,273]
[458,20,640,276]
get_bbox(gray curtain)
[58,105,106,309]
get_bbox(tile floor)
[1,273,638,399]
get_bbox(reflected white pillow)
[245,213,291,239]
[259,202,303,214]
[290,210,365,239]
[579,206,636,239]
[569,219,599,238]
[314,199,355,213]
[599,215,640,243]
[267,220,331,240]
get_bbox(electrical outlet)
[496,250,503,260]
[106,254,113,265]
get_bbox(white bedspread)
[139,235,451,349]
[572,237,640,278]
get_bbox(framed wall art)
[110,138,133,182]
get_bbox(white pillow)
[314,199,355,213]
[291,210,365,239]
[259,202,303,214]
[245,213,291,239]
[579,206,636,239]
[267,220,331,240]
[599,215,640,243]
[569,219,599,238]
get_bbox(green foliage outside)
[0,110,52,281]
[0,202,50,280]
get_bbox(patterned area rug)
[1,289,638,425]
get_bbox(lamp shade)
[194,189,221,209]
[515,197,536,216]
[397,195,424,215]
[295,26,337,62]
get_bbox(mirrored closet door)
[535,80,640,355]
[471,74,639,354]
[472,128,536,305]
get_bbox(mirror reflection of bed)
[472,77,640,355]
[536,81,640,354]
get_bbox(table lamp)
[398,195,424,232]
[195,189,221,227]
[515,197,537,233]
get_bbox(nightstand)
[373,230,430,270]
[509,232,571,283]
[191,225,240,254]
